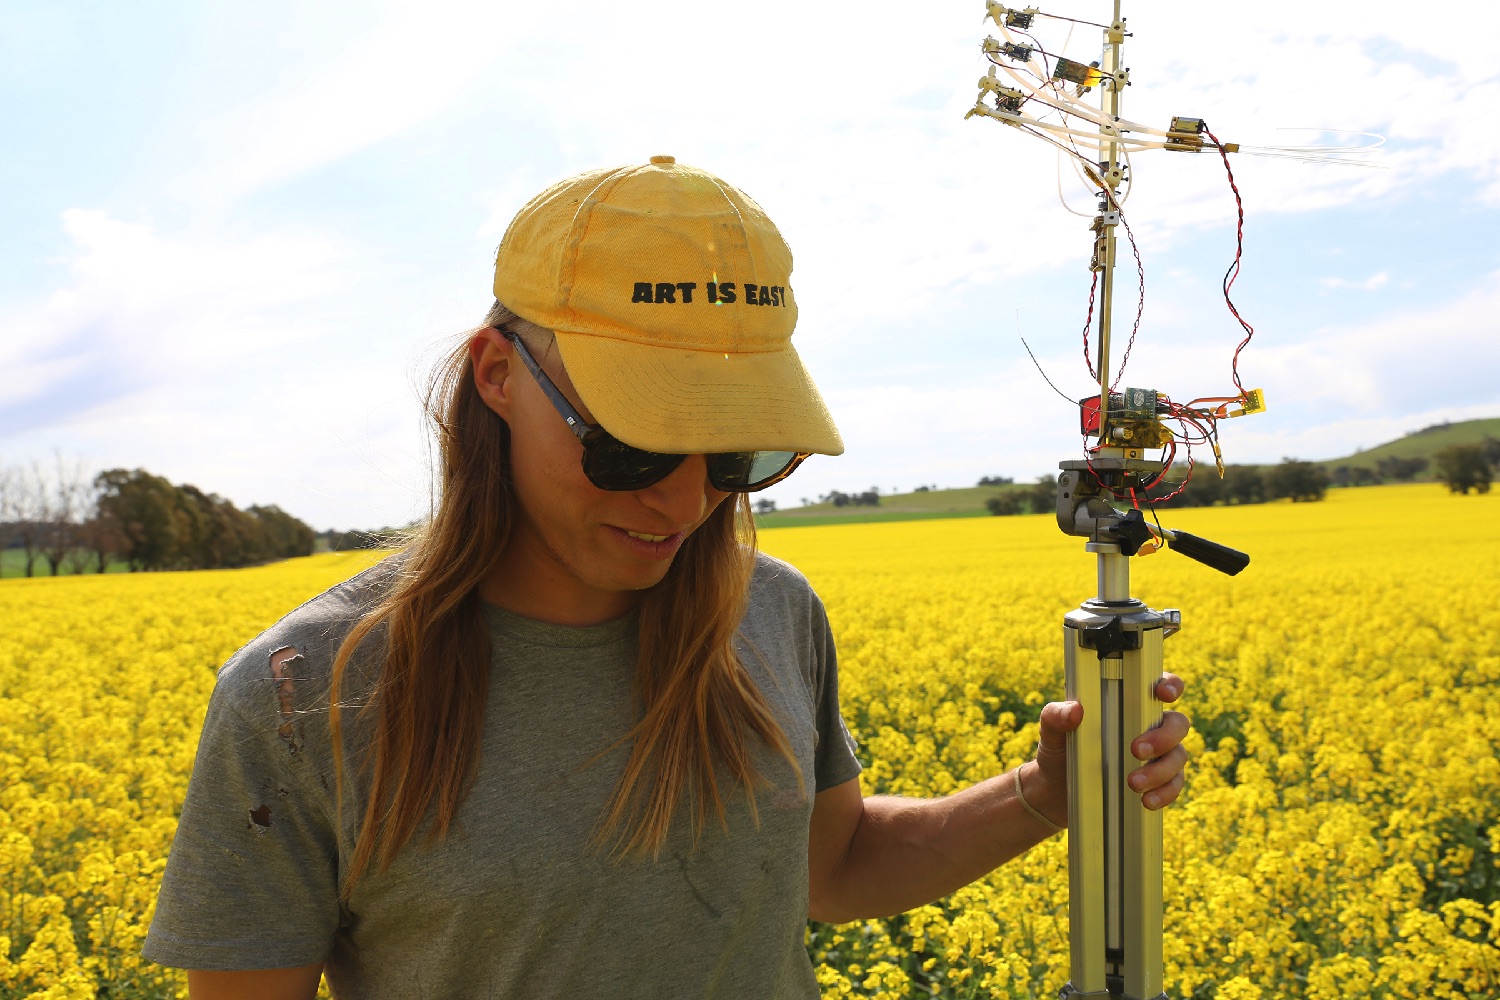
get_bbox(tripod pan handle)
[1167,530,1250,576]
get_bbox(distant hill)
[1314,417,1500,474]
[757,416,1498,528]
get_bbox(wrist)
[1018,759,1068,831]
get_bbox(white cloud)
[181,0,537,203]
[2,210,351,405]
[1319,271,1390,291]
[0,208,441,529]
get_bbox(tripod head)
[1058,457,1249,576]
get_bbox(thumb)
[1037,700,1083,761]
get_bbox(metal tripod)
[1053,458,1248,1000]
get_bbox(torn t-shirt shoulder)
[202,555,405,777]
[142,557,405,969]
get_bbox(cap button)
[650,155,676,165]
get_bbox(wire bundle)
[975,3,1295,503]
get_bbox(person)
[142,156,1190,999]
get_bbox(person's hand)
[1023,673,1191,827]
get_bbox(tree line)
[0,459,315,577]
[983,443,1496,517]
[1326,436,1498,492]
[986,458,1332,517]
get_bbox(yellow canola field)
[0,484,1496,998]
[758,483,1500,999]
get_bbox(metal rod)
[1102,673,1122,960]
[1094,5,1126,441]
[1098,551,1130,602]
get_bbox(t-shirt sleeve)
[143,662,341,971]
[810,598,863,792]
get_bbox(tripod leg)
[1064,603,1170,1000]
[1121,631,1166,1000]
[1064,625,1109,997]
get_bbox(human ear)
[469,327,516,418]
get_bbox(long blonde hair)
[329,302,803,895]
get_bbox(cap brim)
[552,333,845,456]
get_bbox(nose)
[634,454,726,527]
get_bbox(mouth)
[608,525,686,559]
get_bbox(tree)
[178,484,273,568]
[248,504,315,561]
[76,496,127,574]
[1376,455,1428,482]
[752,498,777,514]
[95,469,186,571]
[13,463,50,576]
[39,454,93,575]
[1224,465,1266,505]
[0,464,17,576]
[1480,436,1500,468]
[1434,444,1492,495]
[1267,458,1329,503]
[986,493,1023,516]
[1027,475,1056,515]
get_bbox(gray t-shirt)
[143,551,862,998]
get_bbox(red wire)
[1071,130,1248,506]
[1078,209,1146,391]
[1081,270,1099,380]
[1205,127,1253,395]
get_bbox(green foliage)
[1321,417,1500,481]
[985,493,1023,516]
[91,468,315,572]
[1434,444,1493,495]
[1266,458,1330,503]
[1026,475,1055,515]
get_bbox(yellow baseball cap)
[493,156,844,456]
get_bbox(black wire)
[1036,12,1116,30]
[1020,335,1081,406]
[1015,28,1053,80]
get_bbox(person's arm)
[187,963,325,1000]
[808,675,1189,923]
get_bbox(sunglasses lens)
[708,451,800,491]
[582,435,685,491]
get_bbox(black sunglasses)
[503,330,809,493]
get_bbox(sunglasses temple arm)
[504,332,595,445]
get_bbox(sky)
[2,0,1496,531]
